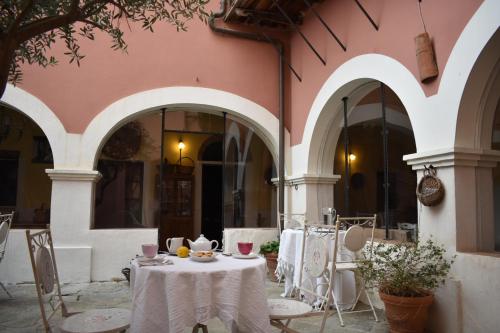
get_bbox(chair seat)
[60,308,131,333]
[335,262,358,271]
[268,299,313,319]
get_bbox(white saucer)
[232,252,259,259]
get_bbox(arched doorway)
[333,86,417,238]
[93,109,277,250]
[0,105,54,227]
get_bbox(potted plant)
[260,240,280,281]
[358,239,454,333]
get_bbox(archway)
[0,103,54,227]
[455,28,500,252]
[89,90,279,249]
[300,55,421,238]
[80,87,283,171]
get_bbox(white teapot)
[187,234,219,252]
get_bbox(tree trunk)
[0,39,18,100]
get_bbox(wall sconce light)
[178,139,185,165]
[349,153,356,162]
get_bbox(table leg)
[192,323,208,333]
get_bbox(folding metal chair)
[26,229,131,332]
[268,223,336,333]
[332,214,379,326]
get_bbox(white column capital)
[403,147,500,170]
[271,174,341,187]
[46,169,102,182]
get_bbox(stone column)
[46,169,101,282]
[404,147,500,252]
[274,174,341,223]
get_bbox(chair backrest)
[296,223,336,310]
[26,229,68,332]
[334,214,377,261]
[0,212,14,261]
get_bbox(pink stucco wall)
[288,0,482,144]
[17,0,481,144]
[19,18,280,133]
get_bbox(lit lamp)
[349,153,356,162]
[178,139,185,165]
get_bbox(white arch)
[297,54,425,175]
[80,87,285,170]
[440,0,500,148]
[0,84,67,167]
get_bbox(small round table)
[130,254,271,333]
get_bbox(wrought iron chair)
[332,214,379,326]
[268,223,336,333]
[26,229,131,333]
[0,212,14,298]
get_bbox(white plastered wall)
[0,86,286,283]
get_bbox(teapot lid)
[194,234,209,243]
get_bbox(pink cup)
[142,244,158,258]
[237,242,253,255]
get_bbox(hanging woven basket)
[416,165,444,206]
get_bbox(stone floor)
[0,280,388,332]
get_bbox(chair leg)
[192,323,208,333]
[364,288,379,322]
[331,292,344,327]
[350,287,362,311]
[0,282,12,299]
[281,319,291,333]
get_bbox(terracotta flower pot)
[379,291,434,333]
[264,252,279,281]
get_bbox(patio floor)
[0,280,389,332]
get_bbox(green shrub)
[259,240,280,254]
[357,239,455,297]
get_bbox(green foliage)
[259,240,279,254]
[357,239,455,297]
[1,0,210,85]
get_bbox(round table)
[130,254,271,333]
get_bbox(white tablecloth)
[130,254,271,333]
[277,229,356,308]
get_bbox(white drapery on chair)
[268,223,336,333]
[332,214,379,326]
[0,212,14,298]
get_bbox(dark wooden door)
[158,165,194,251]
[201,164,222,248]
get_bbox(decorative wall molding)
[46,169,102,182]
[404,147,500,170]
[80,87,289,171]
[272,174,341,186]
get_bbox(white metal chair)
[26,229,131,333]
[268,223,336,333]
[0,212,14,298]
[332,214,379,326]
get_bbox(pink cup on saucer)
[142,244,158,258]
[237,242,253,255]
